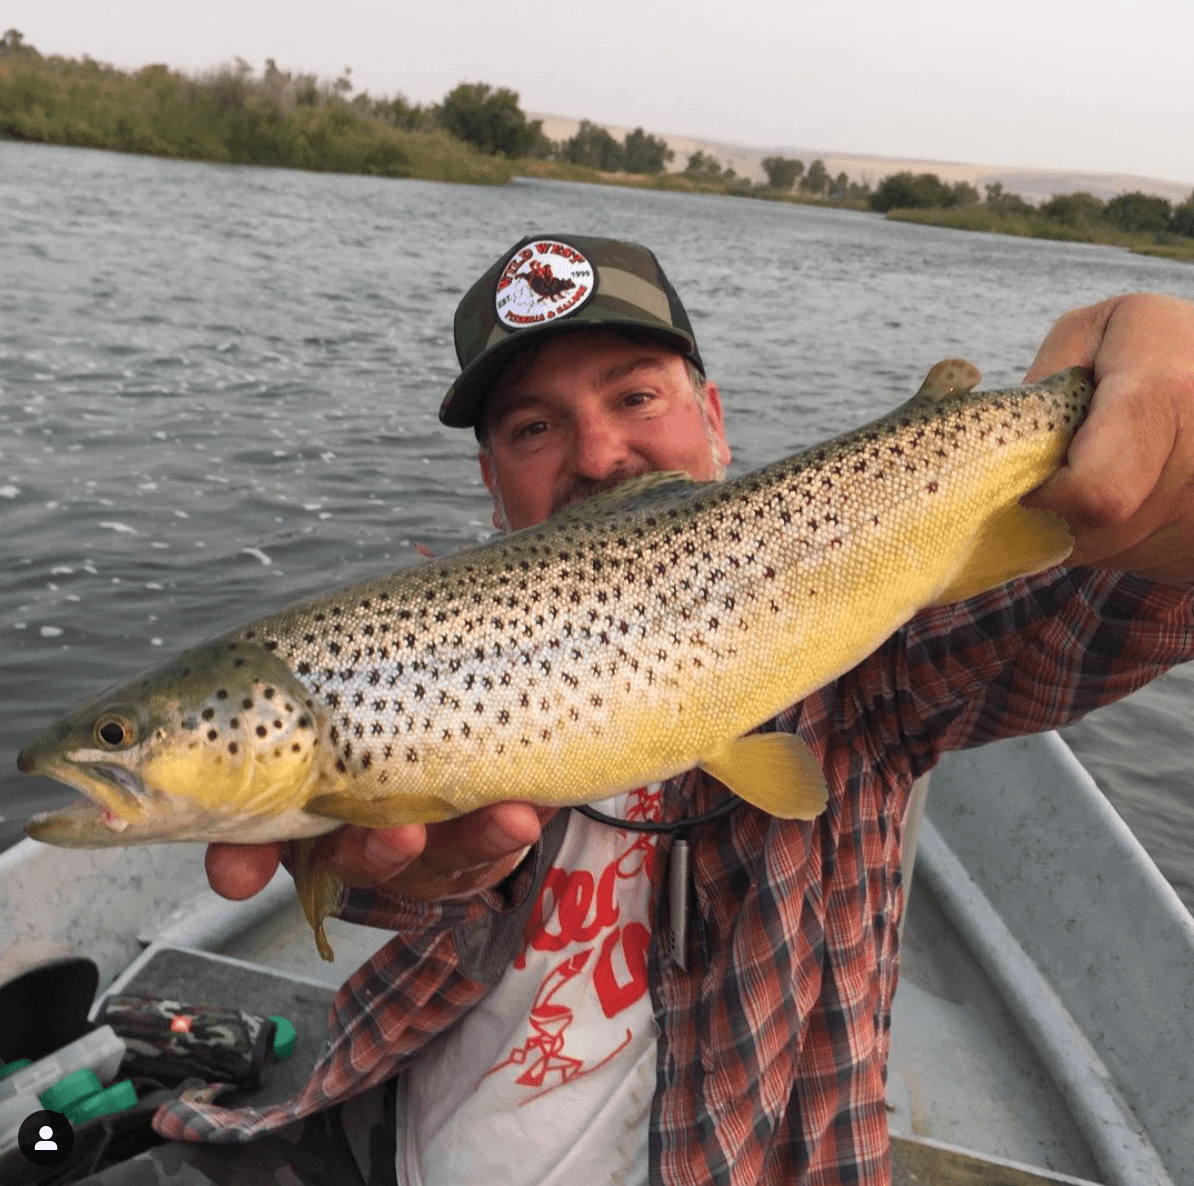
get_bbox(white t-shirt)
[394,789,663,1186]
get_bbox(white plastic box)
[0,1025,126,1104]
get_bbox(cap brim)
[440,319,699,430]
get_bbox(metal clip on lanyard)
[574,796,741,970]
[668,833,691,970]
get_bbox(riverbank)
[3,37,1190,263]
[0,47,513,184]
[884,205,1194,263]
[513,165,1194,262]
[0,44,861,206]
[512,156,871,206]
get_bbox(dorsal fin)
[907,359,983,405]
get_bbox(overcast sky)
[8,0,1194,186]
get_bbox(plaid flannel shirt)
[155,568,1194,1184]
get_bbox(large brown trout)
[18,361,1094,958]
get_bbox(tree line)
[0,31,513,183]
[4,33,1191,250]
[760,155,871,201]
[755,152,1194,244]
[866,170,1194,238]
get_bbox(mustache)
[551,466,653,516]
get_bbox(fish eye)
[94,715,135,749]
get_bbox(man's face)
[478,330,732,531]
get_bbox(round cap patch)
[494,240,596,329]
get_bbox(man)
[148,235,1194,1183]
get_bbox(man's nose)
[570,415,630,479]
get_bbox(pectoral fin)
[698,733,828,820]
[292,838,344,962]
[930,503,1073,607]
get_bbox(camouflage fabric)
[96,997,274,1090]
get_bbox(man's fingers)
[415,802,548,879]
[205,841,283,901]
[332,824,427,888]
[1023,298,1118,383]
[1021,294,1194,583]
[357,803,555,902]
[1023,373,1181,563]
[204,804,558,906]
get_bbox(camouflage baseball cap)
[439,234,704,429]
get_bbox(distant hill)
[533,115,1193,205]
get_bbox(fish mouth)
[23,759,150,843]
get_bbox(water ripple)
[2,143,1192,909]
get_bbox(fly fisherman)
[94,236,1194,1185]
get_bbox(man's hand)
[205,801,556,905]
[1022,293,1194,584]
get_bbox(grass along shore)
[3,33,1191,264]
[0,40,512,184]
[885,206,1194,264]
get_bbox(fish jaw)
[21,748,342,847]
[21,751,152,844]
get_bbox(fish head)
[18,639,339,847]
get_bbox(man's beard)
[550,465,654,516]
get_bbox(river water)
[2,141,1191,909]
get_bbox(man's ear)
[703,381,732,470]
[478,450,506,531]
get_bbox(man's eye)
[623,391,652,408]
[513,419,549,440]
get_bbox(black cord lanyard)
[573,794,740,834]
[574,794,741,969]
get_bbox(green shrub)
[0,38,511,184]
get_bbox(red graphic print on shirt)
[482,787,663,1103]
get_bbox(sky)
[7,0,1194,186]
